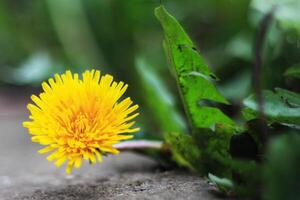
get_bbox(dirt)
[0,88,226,200]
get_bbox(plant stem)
[114,140,164,151]
[253,6,276,142]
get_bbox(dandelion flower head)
[23,70,139,173]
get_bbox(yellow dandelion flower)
[23,70,139,174]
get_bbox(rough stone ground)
[0,88,227,200]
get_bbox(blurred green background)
[0,0,299,138]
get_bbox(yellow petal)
[55,156,67,167]
[38,146,55,154]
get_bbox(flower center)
[74,114,89,133]
[65,113,93,150]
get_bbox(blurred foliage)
[264,133,300,200]
[284,63,300,79]
[208,173,233,193]
[251,0,300,35]
[0,0,299,199]
[135,56,186,135]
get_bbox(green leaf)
[276,88,300,106]
[243,88,300,126]
[155,5,239,178]
[155,5,235,130]
[284,63,300,79]
[164,132,202,172]
[264,133,300,200]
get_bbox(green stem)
[114,140,164,151]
